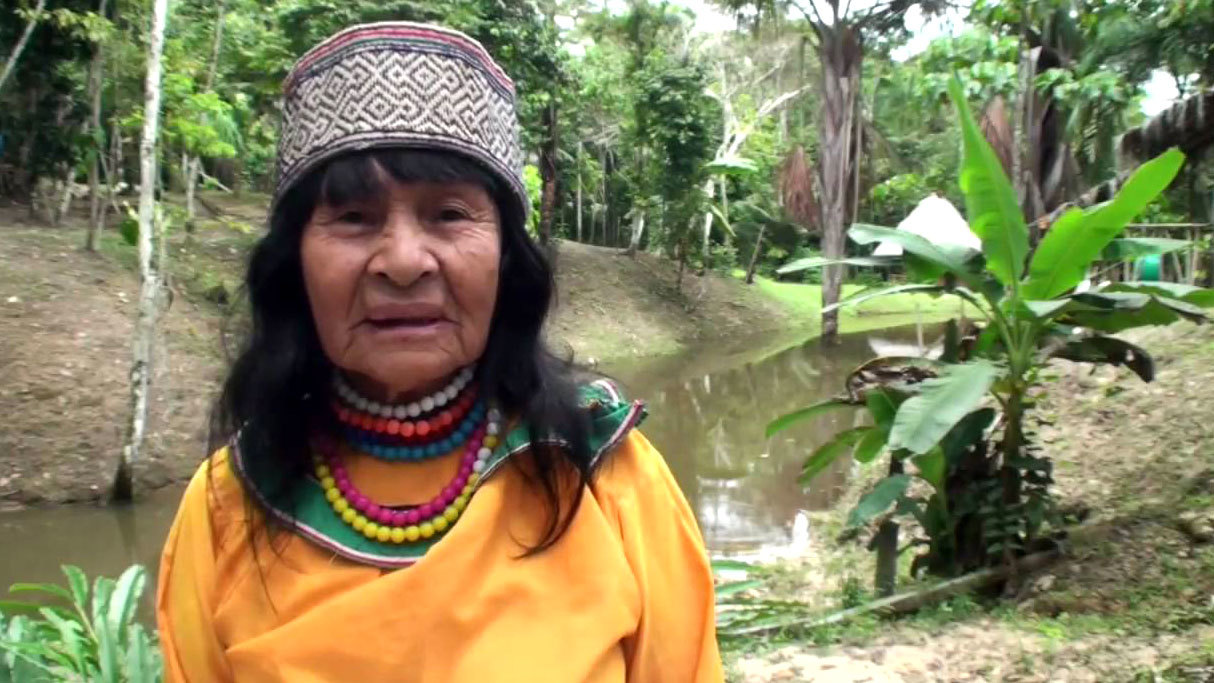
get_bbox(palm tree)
[719,0,946,340]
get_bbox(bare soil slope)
[0,205,801,504]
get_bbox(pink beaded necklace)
[314,404,503,544]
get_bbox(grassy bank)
[722,322,1214,682]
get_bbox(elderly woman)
[156,22,723,683]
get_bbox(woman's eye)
[437,207,470,222]
[337,210,367,224]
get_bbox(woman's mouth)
[362,316,451,341]
[367,317,442,330]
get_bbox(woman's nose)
[366,210,439,288]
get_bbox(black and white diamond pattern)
[275,48,525,216]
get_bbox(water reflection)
[608,323,942,557]
[0,322,941,609]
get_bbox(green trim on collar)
[231,379,645,569]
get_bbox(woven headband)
[272,22,527,220]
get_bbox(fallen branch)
[196,194,227,218]
[725,549,1060,637]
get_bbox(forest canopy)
[1,0,1211,281]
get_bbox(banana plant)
[770,77,1212,578]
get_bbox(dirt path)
[727,323,1214,681]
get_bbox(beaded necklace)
[321,367,501,545]
[334,366,474,418]
[333,367,479,462]
[314,405,503,544]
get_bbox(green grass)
[735,271,975,331]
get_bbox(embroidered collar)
[230,380,645,568]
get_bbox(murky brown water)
[0,322,938,616]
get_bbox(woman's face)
[300,165,501,401]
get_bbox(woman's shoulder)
[578,377,648,468]
[176,445,249,530]
[577,379,674,498]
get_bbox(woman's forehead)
[314,150,500,208]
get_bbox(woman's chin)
[350,348,470,395]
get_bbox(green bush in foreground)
[0,565,161,682]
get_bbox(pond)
[0,321,941,613]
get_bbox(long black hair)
[212,148,593,552]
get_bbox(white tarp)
[872,193,982,256]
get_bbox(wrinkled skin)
[300,166,500,403]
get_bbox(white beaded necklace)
[333,366,475,419]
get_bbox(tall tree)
[697,37,808,274]
[184,0,227,232]
[84,0,111,251]
[114,0,169,502]
[0,0,48,95]
[722,0,943,339]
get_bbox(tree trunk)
[625,210,645,256]
[538,100,558,245]
[698,179,715,274]
[0,0,48,96]
[816,24,862,342]
[873,457,904,597]
[745,222,767,284]
[104,118,122,217]
[575,141,583,243]
[185,0,227,233]
[54,166,75,226]
[84,0,109,251]
[114,0,169,503]
[185,157,199,232]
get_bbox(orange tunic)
[156,429,724,682]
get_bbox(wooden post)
[113,0,169,502]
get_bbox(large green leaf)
[888,361,1001,455]
[940,408,996,467]
[1071,291,1152,309]
[6,582,73,603]
[1102,237,1191,262]
[822,283,948,314]
[38,608,84,673]
[715,580,763,597]
[1022,149,1186,299]
[1063,294,1208,332]
[107,565,145,636]
[865,388,902,427]
[1019,299,1073,319]
[126,625,156,683]
[776,255,899,274]
[847,474,912,528]
[853,428,888,464]
[1049,335,1155,382]
[1105,282,1214,308]
[799,427,873,484]
[766,399,852,438]
[948,77,1028,287]
[849,223,983,283]
[61,566,88,612]
[710,559,756,572]
[913,448,947,493]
